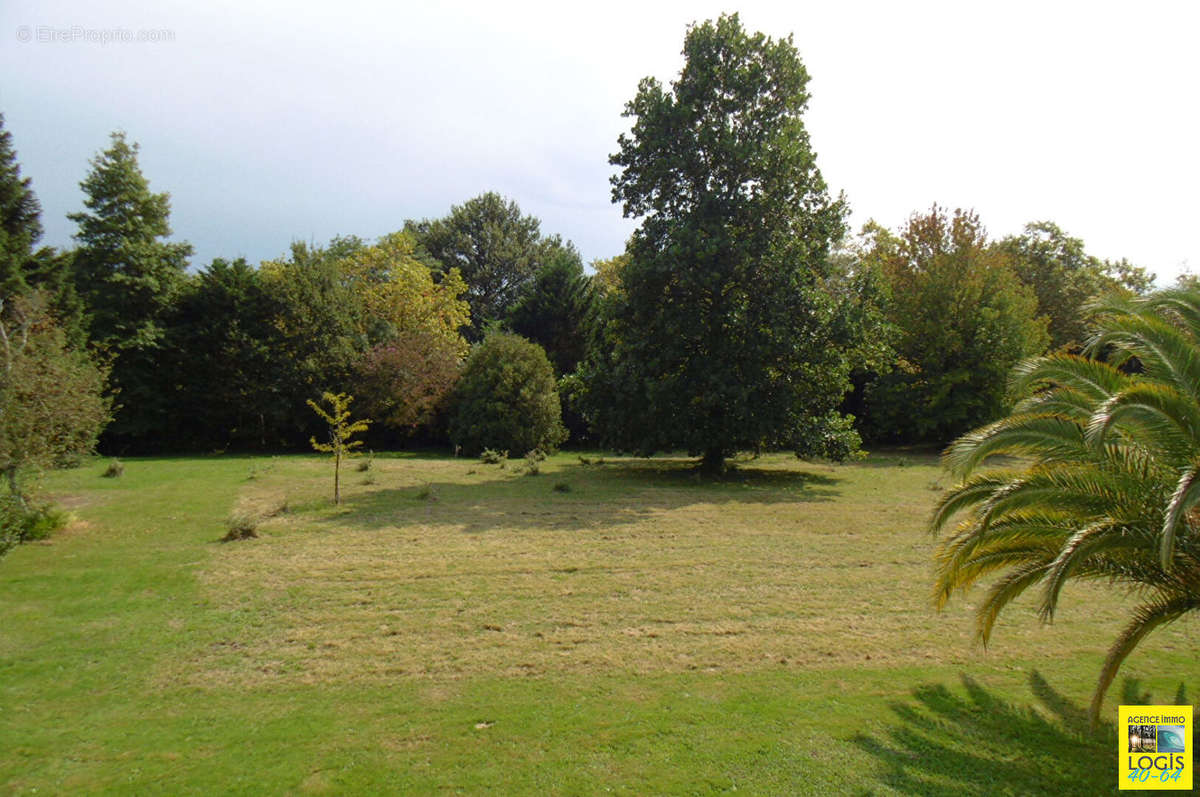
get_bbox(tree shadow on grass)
[850,671,1146,796]
[313,457,842,534]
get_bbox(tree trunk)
[4,466,25,507]
[334,450,341,504]
[700,448,726,476]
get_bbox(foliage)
[507,247,595,376]
[69,131,192,444]
[0,113,45,296]
[932,287,1200,722]
[0,495,67,543]
[162,258,290,450]
[354,330,463,434]
[256,234,468,449]
[336,231,470,354]
[0,292,110,503]
[1000,221,1154,350]
[405,192,575,339]
[585,13,856,472]
[308,392,371,505]
[589,253,630,299]
[221,512,258,542]
[259,239,367,435]
[102,459,124,478]
[448,332,566,457]
[479,448,508,465]
[858,208,1048,444]
[524,448,547,476]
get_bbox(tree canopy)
[69,131,193,444]
[584,13,856,471]
[1001,221,1154,351]
[856,208,1048,443]
[0,114,44,296]
[405,192,575,339]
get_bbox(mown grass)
[1,450,1195,794]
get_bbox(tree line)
[0,13,1158,492]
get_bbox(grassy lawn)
[2,450,1195,794]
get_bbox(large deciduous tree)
[857,208,1048,444]
[405,193,574,339]
[70,131,193,445]
[585,13,856,472]
[1000,221,1153,351]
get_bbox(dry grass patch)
[175,451,1194,690]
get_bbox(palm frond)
[943,413,1085,480]
[1009,353,1127,402]
[1161,463,1200,570]
[1089,595,1200,726]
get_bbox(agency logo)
[1119,704,1192,790]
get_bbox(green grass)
[1,450,1195,794]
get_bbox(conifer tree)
[0,113,45,296]
[70,131,192,444]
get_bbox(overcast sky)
[2,0,1197,281]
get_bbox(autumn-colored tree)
[355,330,462,433]
[589,253,630,299]
[307,392,370,505]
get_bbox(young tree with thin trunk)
[307,392,370,505]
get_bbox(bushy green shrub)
[480,448,508,465]
[524,448,546,475]
[449,333,567,457]
[0,496,67,543]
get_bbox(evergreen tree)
[0,113,45,296]
[507,246,595,376]
[69,131,192,444]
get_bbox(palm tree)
[932,287,1200,724]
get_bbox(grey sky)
[2,0,1197,280]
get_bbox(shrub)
[448,332,567,457]
[524,448,546,475]
[0,496,68,543]
[480,448,508,465]
[102,459,124,478]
